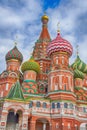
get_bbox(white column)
[43,123,46,130]
[0,111,8,130]
[22,113,28,130]
[6,83,9,90]
[1,91,3,97]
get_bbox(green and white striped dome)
[72,55,87,74]
[74,69,84,79]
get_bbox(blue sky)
[0,0,87,73]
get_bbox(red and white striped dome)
[47,32,73,57]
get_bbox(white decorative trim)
[48,69,73,75]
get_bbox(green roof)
[7,81,24,100]
[74,69,84,79]
[21,56,40,73]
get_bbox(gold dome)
[41,13,49,21]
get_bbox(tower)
[0,43,23,97]
[33,13,51,94]
[21,56,40,95]
[47,30,74,100]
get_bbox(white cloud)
[47,0,87,64]
[0,0,43,73]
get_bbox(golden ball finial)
[41,12,49,21]
[57,22,60,33]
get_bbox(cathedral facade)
[0,14,87,130]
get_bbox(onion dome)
[5,44,23,62]
[74,69,84,79]
[47,32,73,57]
[72,55,87,73]
[21,56,40,73]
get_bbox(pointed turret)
[7,81,24,100]
[39,13,50,41]
[32,13,51,94]
[33,13,51,60]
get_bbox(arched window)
[69,103,73,109]
[29,101,33,108]
[64,103,68,108]
[43,102,47,108]
[36,102,41,108]
[64,84,66,90]
[83,107,86,113]
[57,103,60,108]
[45,87,48,93]
[52,103,55,109]
[62,56,64,64]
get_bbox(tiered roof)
[7,81,24,100]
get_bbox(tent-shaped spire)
[7,81,24,100]
[39,13,50,41]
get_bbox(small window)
[45,87,48,93]
[29,101,33,108]
[83,107,86,113]
[69,103,73,109]
[52,103,55,109]
[57,103,60,108]
[64,103,68,108]
[36,102,41,108]
[64,84,66,90]
[43,102,47,108]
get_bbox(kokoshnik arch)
[0,13,87,130]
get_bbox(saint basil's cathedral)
[0,13,87,130]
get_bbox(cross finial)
[14,42,17,46]
[30,52,33,56]
[57,22,60,33]
[76,45,79,56]
[44,11,46,15]
[14,35,18,46]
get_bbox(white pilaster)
[43,123,46,130]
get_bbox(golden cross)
[14,35,18,46]
[57,22,60,32]
[44,11,46,15]
[76,45,79,56]
[14,42,17,46]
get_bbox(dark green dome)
[5,45,23,62]
[74,69,84,79]
[21,56,40,73]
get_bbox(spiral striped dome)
[74,69,84,79]
[72,55,87,74]
[6,45,23,62]
[47,32,73,57]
